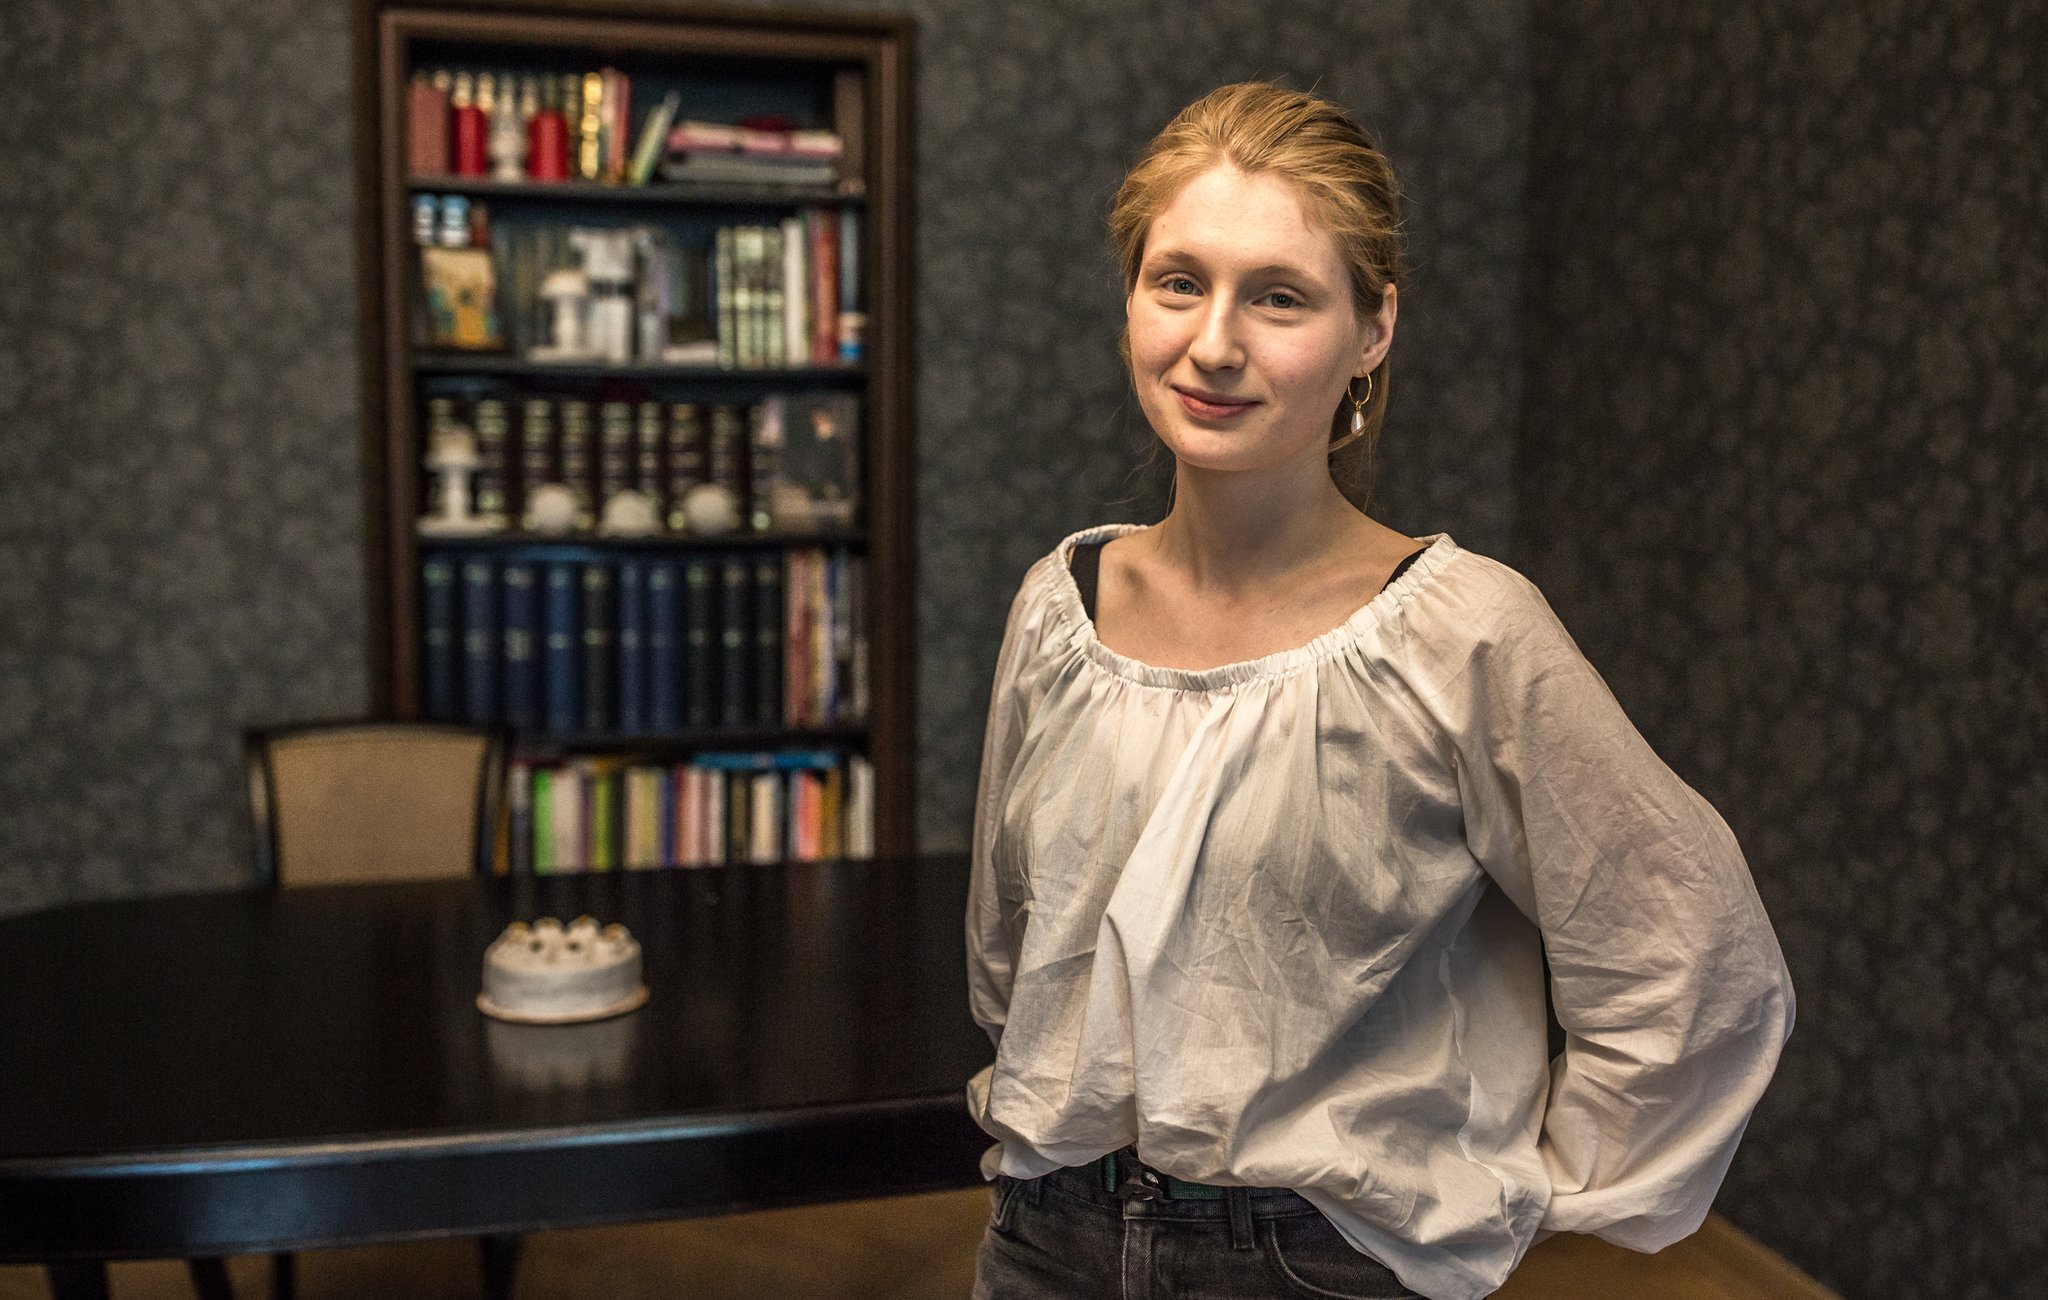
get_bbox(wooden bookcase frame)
[350,0,917,857]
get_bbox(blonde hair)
[1109,82,1409,503]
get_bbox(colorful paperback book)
[532,766,555,874]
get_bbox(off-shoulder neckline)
[1044,524,1459,691]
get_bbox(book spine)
[838,208,863,362]
[848,752,874,858]
[591,764,616,869]
[473,395,510,522]
[761,224,784,368]
[598,400,634,515]
[580,561,614,732]
[715,227,736,369]
[665,403,705,530]
[634,400,665,503]
[500,562,539,730]
[830,546,854,724]
[707,403,745,523]
[706,767,727,864]
[422,555,459,722]
[518,397,554,526]
[746,396,779,533]
[531,766,554,874]
[653,766,674,867]
[719,555,751,728]
[616,556,646,734]
[578,71,604,182]
[559,398,595,527]
[849,552,870,722]
[809,547,830,725]
[646,559,679,732]
[683,556,714,728]
[784,548,809,727]
[754,551,783,727]
[809,209,839,364]
[726,770,748,864]
[749,770,780,863]
[782,215,808,369]
[605,69,631,184]
[460,556,498,725]
[543,559,581,733]
[503,760,528,874]
[406,73,451,178]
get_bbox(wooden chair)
[245,721,508,886]
[208,720,517,1300]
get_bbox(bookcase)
[351,0,916,868]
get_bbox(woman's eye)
[1163,276,1198,295]
[1265,291,1301,309]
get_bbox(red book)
[808,211,839,365]
[406,75,449,177]
[529,108,569,181]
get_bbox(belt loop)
[1227,1186,1254,1250]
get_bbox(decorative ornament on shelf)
[598,489,662,536]
[679,482,741,535]
[529,269,592,361]
[523,482,580,533]
[417,427,499,536]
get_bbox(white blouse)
[964,524,1795,1300]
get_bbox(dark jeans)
[971,1148,1421,1300]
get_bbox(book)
[766,392,860,530]
[406,72,450,177]
[628,90,682,185]
[847,753,874,858]
[532,765,554,873]
[472,394,510,521]
[616,556,646,734]
[518,397,554,525]
[749,770,781,863]
[683,556,714,727]
[420,246,501,349]
[781,215,809,370]
[838,208,864,362]
[784,548,810,727]
[646,559,679,732]
[507,760,532,874]
[598,400,634,511]
[580,561,614,732]
[714,227,737,369]
[549,760,582,870]
[543,560,580,733]
[706,404,745,517]
[625,765,663,867]
[421,555,458,722]
[718,555,751,727]
[633,401,664,501]
[807,209,839,364]
[665,403,705,530]
[558,398,595,526]
[500,561,539,729]
[460,557,497,724]
[753,552,783,727]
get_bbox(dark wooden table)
[0,854,994,1297]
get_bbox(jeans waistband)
[1078,1145,1306,1203]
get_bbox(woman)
[964,82,1795,1300]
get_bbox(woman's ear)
[1357,282,1398,374]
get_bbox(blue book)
[616,558,646,735]
[500,562,540,730]
[543,559,581,734]
[646,560,680,733]
[753,552,783,727]
[580,563,614,734]
[718,555,751,728]
[683,556,714,729]
[460,557,497,724]
[421,555,458,722]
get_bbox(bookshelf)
[351,0,916,867]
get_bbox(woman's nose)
[1186,301,1246,371]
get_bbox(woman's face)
[1126,163,1393,480]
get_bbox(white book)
[703,767,726,866]
[782,214,808,368]
[550,764,583,872]
[847,754,874,859]
[749,771,781,863]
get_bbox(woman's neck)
[1145,464,1378,599]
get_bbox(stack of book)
[660,120,842,188]
[421,545,868,736]
[508,748,876,871]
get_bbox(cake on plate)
[478,915,648,1023]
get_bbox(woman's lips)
[1174,387,1260,420]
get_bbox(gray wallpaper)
[1522,3,2047,1296]
[0,0,1525,917]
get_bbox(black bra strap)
[1070,541,1427,624]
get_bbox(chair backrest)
[246,722,508,886]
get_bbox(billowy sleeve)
[965,572,1042,1052]
[1427,566,1795,1250]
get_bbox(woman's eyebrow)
[1142,247,1322,283]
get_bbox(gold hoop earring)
[1348,372,1374,436]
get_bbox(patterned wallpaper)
[0,0,1527,916]
[1522,3,2047,1296]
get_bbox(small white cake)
[478,915,648,1023]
